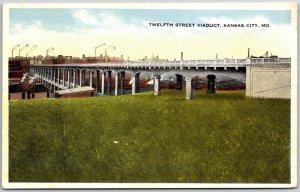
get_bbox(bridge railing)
[30,57,291,68]
[250,57,291,64]
[278,58,291,63]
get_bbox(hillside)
[9,90,290,183]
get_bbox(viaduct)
[30,57,291,99]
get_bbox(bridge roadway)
[30,57,291,99]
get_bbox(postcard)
[2,2,297,189]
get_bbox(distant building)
[29,55,44,65]
[138,55,167,62]
[9,58,30,83]
[28,83,50,99]
[42,55,125,65]
[9,83,28,100]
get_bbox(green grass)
[9,90,290,183]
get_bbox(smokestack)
[248,48,250,58]
[181,52,183,61]
[266,51,268,57]
[216,53,218,59]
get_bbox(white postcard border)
[2,2,298,189]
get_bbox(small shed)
[28,83,50,99]
[55,86,95,98]
[9,83,28,100]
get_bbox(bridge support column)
[58,69,61,90]
[53,69,56,92]
[82,70,86,86]
[89,70,93,87]
[70,69,73,88]
[36,69,39,83]
[154,74,161,96]
[176,74,183,90]
[45,69,48,87]
[41,69,43,84]
[115,72,119,96]
[49,68,52,89]
[45,68,47,85]
[50,69,53,91]
[185,77,193,100]
[96,70,100,93]
[107,71,112,95]
[42,69,45,84]
[101,72,105,95]
[42,69,44,84]
[207,74,216,94]
[39,69,42,83]
[120,71,125,94]
[67,69,70,88]
[77,70,80,86]
[62,69,65,88]
[131,73,140,95]
[135,73,140,93]
[45,69,47,86]
[42,69,45,85]
[73,69,76,88]
[79,69,82,87]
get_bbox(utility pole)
[19,44,29,57]
[95,43,106,58]
[12,44,20,58]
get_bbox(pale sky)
[9,9,292,60]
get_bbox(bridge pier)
[62,69,65,88]
[185,77,193,100]
[107,71,112,95]
[131,73,140,95]
[101,72,105,95]
[49,69,52,89]
[45,68,48,87]
[76,69,81,87]
[67,69,70,88]
[79,69,82,87]
[176,74,183,90]
[44,72,47,85]
[136,73,140,93]
[42,69,45,84]
[120,71,126,95]
[73,69,76,88]
[96,70,100,93]
[82,70,85,86]
[89,70,93,87]
[207,74,216,94]
[53,69,56,92]
[154,74,161,96]
[50,68,53,91]
[57,68,60,90]
[115,72,119,95]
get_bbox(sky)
[9,8,292,60]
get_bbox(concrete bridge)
[29,57,291,99]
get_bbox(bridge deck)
[31,57,291,69]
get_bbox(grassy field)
[9,90,290,183]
